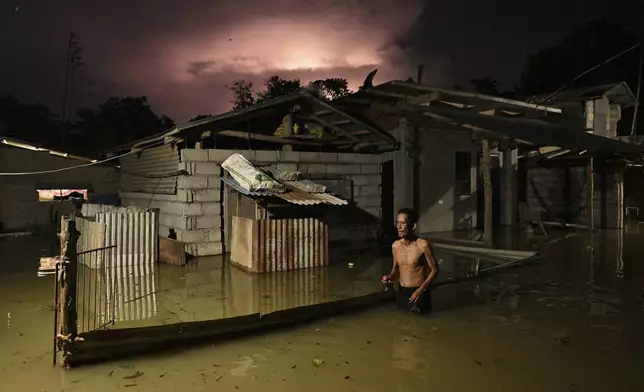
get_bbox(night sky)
[1,0,642,121]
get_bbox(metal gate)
[75,245,118,333]
[53,243,118,365]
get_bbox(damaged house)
[115,92,398,258]
[112,79,644,259]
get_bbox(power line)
[630,47,643,137]
[530,43,641,107]
[0,143,164,176]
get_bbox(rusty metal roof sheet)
[220,175,348,206]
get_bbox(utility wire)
[0,140,164,176]
[630,47,643,137]
[530,43,641,107]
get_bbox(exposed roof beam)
[383,81,562,114]
[305,114,360,141]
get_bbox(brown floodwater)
[1,228,643,392]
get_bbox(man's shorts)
[397,286,432,315]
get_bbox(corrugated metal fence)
[96,211,159,268]
[80,204,159,268]
[76,207,160,324]
[232,217,329,273]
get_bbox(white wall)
[384,122,479,234]
[0,146,120,231]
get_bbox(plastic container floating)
[348,262,355,268]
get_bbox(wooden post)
[281,114,293,152]
[481,139,493,247]
[57,216,80,368]
[589,157,595,230]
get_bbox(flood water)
[1,228,644,392]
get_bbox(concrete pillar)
[500,147,518,226]
[393,118,415,217]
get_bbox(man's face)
[397,213,415,238]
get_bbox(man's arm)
[418,238,439,291]
[384,244,399,281]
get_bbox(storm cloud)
[1,0,451,121]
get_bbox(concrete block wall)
[123,148,384,257]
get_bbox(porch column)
[393,117,415,216]
[500,146,518,226]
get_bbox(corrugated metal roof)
[220,174,348,206]
[340,80,562,114]
[120,145,180,195]
[528,82,637,108]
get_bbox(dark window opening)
[455,151,472,196]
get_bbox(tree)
[228,75,351,109]
[518,18,640,97]
[75,96,174,151]
[0,95,63,148]
[229,80,256,110]
[309,78,351,100]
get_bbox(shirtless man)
[381,208,439,315]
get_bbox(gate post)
[56,216,81,367]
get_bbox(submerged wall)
[121,148,383,256]
[526,163,623,229]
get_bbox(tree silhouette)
[0,95,63,148]
[228,75,351,109]
[75,96,173,151]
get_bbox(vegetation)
[228,76,351,109]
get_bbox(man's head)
[397,208,418,238]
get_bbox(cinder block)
[276,163,298,172]
[181,149,209,162]
[202,202,221,215]
[192,189,221,202]
[207,176,222,188]
[277,151,300,162]
[186,242,223,256]
[361,164,379,174]
[318,153,338,163]
[195,215,221,229]
[194,162,220,175]
[358,185,380,197]
[354,196,380,208]
[208,149,234,163]
[208,229,222,242]
[327,164,361,175]
[299,152,320,162]
[255,150,278,163]
[338,153,372,164]
[181,229,207,243]
[177,176,208,190]
[306,164,327,174]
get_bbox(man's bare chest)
[394,245,424,267]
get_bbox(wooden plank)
[159,237,186,266]
[482,138,493,247]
